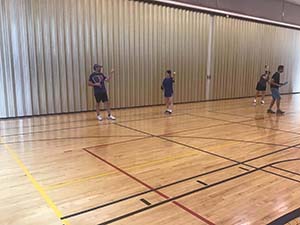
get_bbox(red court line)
[83,148,215,225]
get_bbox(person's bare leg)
[95,102,103,120]
[96,102,100,116]
[165,98,169,111]
[253,91,259,104]
[104,101,111,116]
[268,99,275,113]
[261,91,265,101]
[104,101,116,119]
[260,91,266,104]
[276,99,281,111]
[169,96,174,111]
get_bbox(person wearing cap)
[88,64,116,121]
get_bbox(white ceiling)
[285,0,300,5]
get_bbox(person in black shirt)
[88,64,116,121]
[161,70,175,114]
[267,65,286,114]
[253,65,270,105]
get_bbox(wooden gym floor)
[1,94,300,225]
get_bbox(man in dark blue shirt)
[161,70,175,114]
[88,64,116,121]
[267,65,286,114]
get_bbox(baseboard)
[1,92,299,120]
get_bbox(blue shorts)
[271,88,281,100]
[164,92,173,98]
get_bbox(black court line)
[84,136,153,150]
[0,113,186,138]
[163,135,289,148]
[0,96,261,131]
[208,107,298,119]
[267,208,300,225]
[203,111,300,136]
[0,135,147,145]
[270,165,300,177]
[96,159,300,225]
[61,163,239,220]
[115,122,300,181]
[0,118,97,131]
[196,180,208,186]
[0,112,186,131]
[61,122,300,220]
[140,198,151,206]
[190,112,300,136]
[239,167,250,171]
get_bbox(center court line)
[0,138,71,225]
[83,148,216,225]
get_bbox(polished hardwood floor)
[1,94,300,225]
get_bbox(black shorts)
[256,83,266,91]
[95,92,108,103]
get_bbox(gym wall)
[0,0,300,118]
[211,16,300,99]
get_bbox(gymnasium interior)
[1,0,300,224]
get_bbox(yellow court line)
[46,171,116,190]
[45,151,199,191]
[0,139,71,225]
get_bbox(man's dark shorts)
[95,92,108,103]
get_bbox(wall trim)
[144,0,300,31]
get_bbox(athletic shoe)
[276,109,285,114]
[167,109,173,114]
[261,100,265,104]
[267,109,275,114]
[108,115,116,120]
[97,115,103,121]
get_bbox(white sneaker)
[261,100,265,104]
[97,115,103,121]
[167,109,173,113]
[108,115,116,120]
